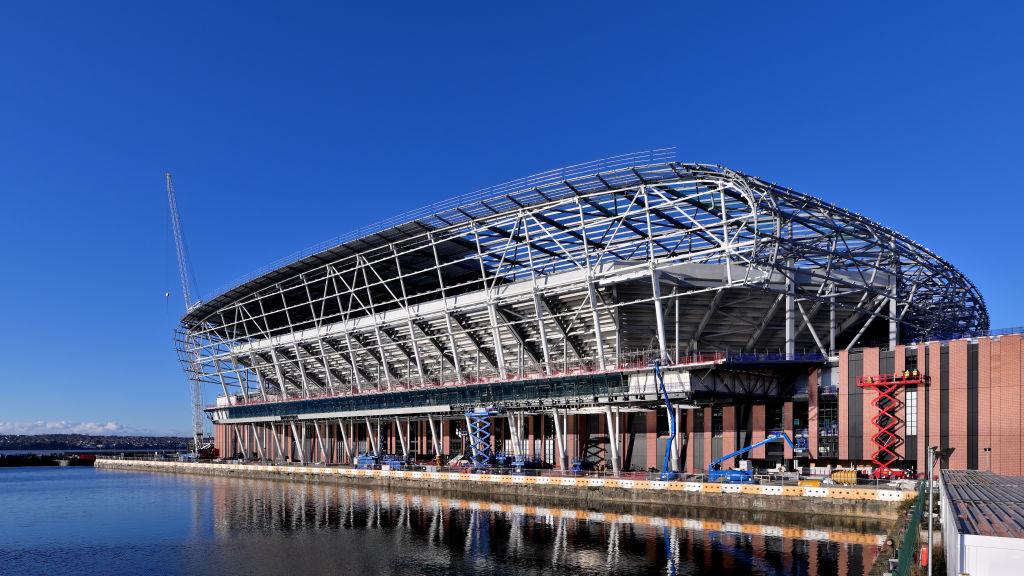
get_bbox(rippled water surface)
[0,467,885,575]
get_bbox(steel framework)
[177,150,987,412]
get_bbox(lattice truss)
[177,156,987,404]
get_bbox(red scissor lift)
[857,372,924,479]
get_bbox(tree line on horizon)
[0,433,191,450]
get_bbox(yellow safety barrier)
[96,460,914,504]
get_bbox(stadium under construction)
[175,149,1024,479]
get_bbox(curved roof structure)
[180,151,987,404]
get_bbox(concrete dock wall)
[96,458,912,520]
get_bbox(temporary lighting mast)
[165,172,204,452]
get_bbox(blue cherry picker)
[707,431,797,483]
[653,360,799,484]
[653,360,679,481]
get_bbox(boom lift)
[707,432,797,484]
[652,360,678,481]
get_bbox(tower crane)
[165,172,205,454]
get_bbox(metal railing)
[924,325,1024,343]
[212,347,825,410]
[890,481,925,576]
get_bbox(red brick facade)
[214,335,1024,476]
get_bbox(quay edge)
[96,458,913,521]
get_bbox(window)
[905,389,918,436]
[817,393,839,458]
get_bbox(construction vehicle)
[652,360,678,481]
[570,458,595,474]
[355,453,379,469]
[165,173,206,454]
[381,454,406,470]
[511,456,548,475]
[178,442,219,461]
[707,432,797,483]
[870,466,909,480]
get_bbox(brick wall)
[807,369,818,459]
[752,404,767,459]
[948,340,968,469]
[723,406,736,467]
[978,338,992,470]
[862,347,880,461]
[839,350,849,460]
[928,342,942,473]
[995,335,1022,474]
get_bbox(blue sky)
[1,2,1021,436]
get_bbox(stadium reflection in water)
[202,476,885,576]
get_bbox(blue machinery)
[656,360,798,484]
[465,407,497,469]
[355,453,378,469]
[653,360,678,481]
[707,432,796,483]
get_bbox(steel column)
[337,418,352,464]
[650,267,669,363]
[427,414,442,460]
[289,421,305,463]
[604,406,620,476]
[250,423,265,460]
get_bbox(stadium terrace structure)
[181,150,1013,476]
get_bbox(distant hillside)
[0,434,190,451]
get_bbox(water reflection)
[203,475,884,576]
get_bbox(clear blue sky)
[1,2,1021,436]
